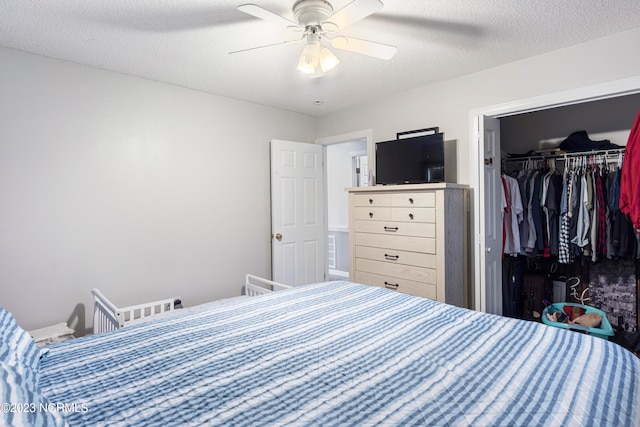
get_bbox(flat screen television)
[375,133,445,185]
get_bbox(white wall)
[315,27,640,186]
[0,47,315,333]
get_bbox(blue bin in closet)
[541,302,614,340]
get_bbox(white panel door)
[475,115,503,314]
[271,139,325,286]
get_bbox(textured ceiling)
[1,0,639,116]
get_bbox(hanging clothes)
[502,174,523,256]
[517,169,532,252]
[569,167,582,258]
[570,168,590,252]
[594,167,608,259]
[524,170,540,253]
[530,171,546,253]
[558,167,574,264]
[620,111,640,229]
[503,148,634,264]
[545,171,562,256]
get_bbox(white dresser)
[347,183,467,307]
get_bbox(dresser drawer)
[355,232,437,253]
[355,271,437,300]
[354,206,435,223]
[355,245,437,269]
[391,192,436,207]
[353,193,392,207]
[390,207,435,223]
[354,220,436,238]
[355,258,436,284]
[354,206,391,221]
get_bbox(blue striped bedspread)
[39,281,640,426]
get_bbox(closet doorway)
[471,76,640,315]
[317,130,374,281]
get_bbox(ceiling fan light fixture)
[297,40,339,76]
[296,43,320,74]
[319,46,339,72]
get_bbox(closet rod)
[502,147,625,163]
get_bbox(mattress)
[39,281,640,426]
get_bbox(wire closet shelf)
[502,147,626,171]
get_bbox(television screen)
[375,133,445,185]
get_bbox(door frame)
[469,76,640,313]
[316,129,374,279]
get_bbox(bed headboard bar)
[245,274,291,296]
[91,288,179,335]
[91,288,120,334]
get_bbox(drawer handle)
[369,212,374,218]
[384,254,399,261]
[409,213,414,220]
[384,226,398,232]
[384,281,399,290]
[369,198,373,204]
[409,198,414,204]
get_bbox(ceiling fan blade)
[330,36,397,60]
[323,0,384,32]
[229,36,305,55]
[237,4,301,30]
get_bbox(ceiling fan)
[230,0,397,78]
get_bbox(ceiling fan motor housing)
[293,0,334,26]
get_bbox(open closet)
[498,93,640,334]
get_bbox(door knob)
[274,233,283,241]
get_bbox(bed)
[2,278,640,426]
